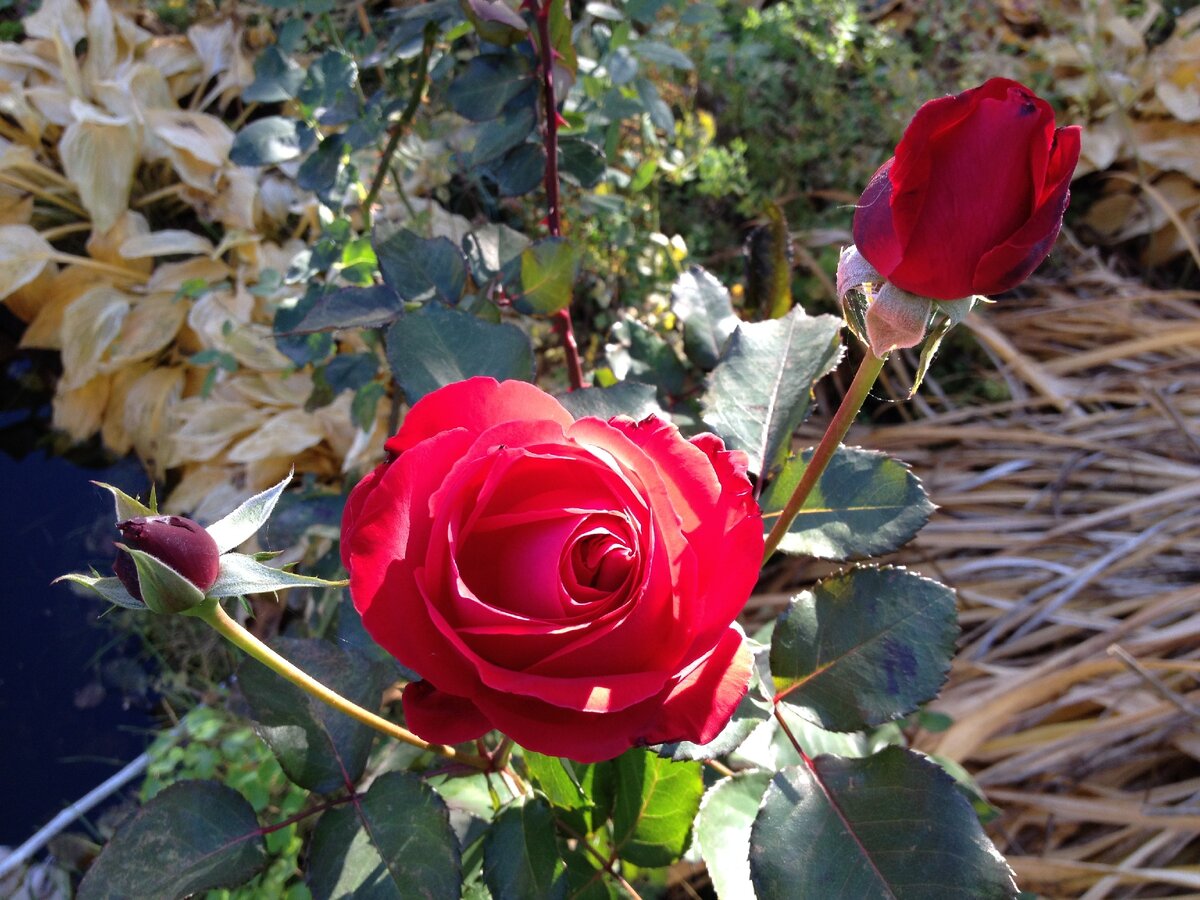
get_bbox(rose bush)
[853,77,1081,301]
[340,377,763,762]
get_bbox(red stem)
[533,1,585,391]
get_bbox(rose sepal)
[118,543,208,614]
[207,552,348,599]
[836,245,984,394]
[53,571,149,611]
[92,480,157,521]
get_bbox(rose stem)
[533,0,585,391]
[761,350,887,561]
[193,597,489,770]
[361,22,437,231]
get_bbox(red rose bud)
[853,77,1081,301]
[113,515,220,602]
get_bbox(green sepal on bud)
[835,245,982,395]
[117,541,210,615]
[56,470,347,614]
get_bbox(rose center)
[569,531,635,594]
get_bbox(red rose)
[853,77,1081,301]
[341,378,762,762]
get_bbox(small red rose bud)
[113,516,221,602]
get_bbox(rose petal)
[973,124,1081,295]
[385,377,574,455]
[640,626,754,747]
[402,681,493,745]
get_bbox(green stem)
[761,350,887,561]
[194,598,488,770]
[362,22,437,230]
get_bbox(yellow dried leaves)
[1010,3,1200,265]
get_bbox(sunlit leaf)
[760,447,934,560]
[701,307,843,475]
[771,566,958,733]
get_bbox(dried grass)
[783,248,1200,897]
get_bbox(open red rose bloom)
[853,77,1082,301]
[341,378,763,762]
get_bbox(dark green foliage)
[238,638,388,794]
[78,782,267,900]
[701,308,843,475]
[385,303,535,403]
[230,116,314,166]
[749,748,1018,899]
[308,773,462,899]
[483,798,568,900]
[771,566,959,732]
[375,228,467,304]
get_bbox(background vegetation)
[1,0,1198,896]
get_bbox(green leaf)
[238,637,385,794]
[548,0,578,79]
[760,447,935,561]
[374,228,467,304]
[54,572,145,611]
[462,222,530,279]
[701,307,843,476]
[512,237,581,316]
[209,553,346,598]
[122,546,206,615]
[670,266,738,370]
[296,133,347,199]
[297,50,359,126]
[230,116,312,166]
[607,46,638,85]
[483,797,568,900]
[322,353,379,395]
[77,781,267,900]
[278,285,404,334]
[448,53,535,122]
[694,771,772,900]
[611,751,703,868]
[745,202,793,319]
[487,141,546,197]
[749,748,1017,899]
[559,138,606,188]
[466,102,537,166]
[563,849,620,900]
[605,317,687,398]
[206,470,292,554]
[352,381,386,432]
[386,302,534,404]
[244,45,305,103]
[523,752,588,813]
[630,40,694,70]
[308,772,461,900]
[634,78,673,138]
[771,566,959,733]
[555,381,664,422]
